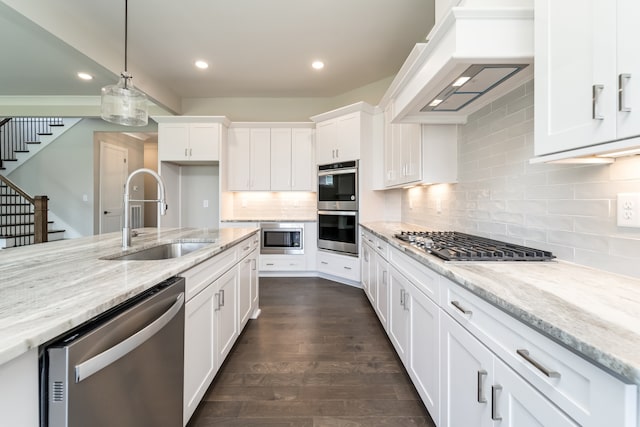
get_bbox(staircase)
[0,117,70,249]
[0,177,65,249]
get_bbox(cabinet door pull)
[215,292,221,311]
[592,84,605,120]
[491,385,502,421]
[335,148,339,158]
[400,288,406,308]
[382,270,387,285]
[251,259,257,271]
[220,289,225,307]
[619,73,632,112]
[451,300,472,315]
[477,369,487,403]
[184,148,188,157]
[516,349,561,378]
[189,148,193,157]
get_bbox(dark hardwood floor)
[187,277,436,427]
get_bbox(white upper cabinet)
[315,113,361,164]
[270,128,314,191]
[311,102,374,165]
[534,0,640,160]
[157,118,228,162]
[384,103,423,187]
[227,128,271,191]
[228,124,314,192]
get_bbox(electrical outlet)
[436,198,442,214]
[617,193,640,227]
[203,199,209,208]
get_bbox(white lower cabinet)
[317,250,360,283]
[183,282,217,424]
[388,265,440,423]
[361,240,374,303]
[388,266,410,361]
[215,268,239,363]
[441,313,579,427]
[374,252,389,328]
[239,248,258,329]
[0,349,39,427]
[182,233,259,426]
[361,227,638,427]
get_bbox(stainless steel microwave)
[318,161,358,211]
[260,223,304,255]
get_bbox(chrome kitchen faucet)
[122,168,167,249]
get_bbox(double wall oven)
[317,161,359,256]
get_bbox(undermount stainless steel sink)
[106,242,215,261]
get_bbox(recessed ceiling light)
[429,99,443,107]
[312,61,324,70]
[195,60,209,69]
[452,76,471,87]
[77,72,93,80]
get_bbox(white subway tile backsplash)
[401,82,640,278]
[547,199,611,217]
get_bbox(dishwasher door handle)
[75,292,185,383]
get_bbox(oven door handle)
[318,210,357,216]
[318,168,357,177]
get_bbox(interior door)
[100,142,128,234]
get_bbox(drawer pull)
[321,261,329,265]
[243,246,250,251]
[266,263,275,266]
[516,349,561,378]
[451,300,472,315]
[377,245,383,250]
[491,385,502,421]
[344,266,352,270]
[477,369,487,403]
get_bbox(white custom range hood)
[387,5,534,124]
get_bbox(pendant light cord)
[124,0,128,72]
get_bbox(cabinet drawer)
[388,246,439,304]
[181,249,238,301]
[442,278,637,427]
[361,229,388,259]
[237,232,260,259]
[260,256,306,271]
[317,251,360,282]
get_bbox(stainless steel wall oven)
[317,161,358,211]
[317,210,359,255]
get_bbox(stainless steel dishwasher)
[42,276,185,427]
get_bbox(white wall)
[402,81,640,279]
[180,77,394,121]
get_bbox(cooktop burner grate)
[395,231,555,262]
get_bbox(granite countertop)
[361,221,640,386]
[0,227,258,366]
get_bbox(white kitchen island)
[0,226,258,427]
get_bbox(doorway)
[99,142,128,234]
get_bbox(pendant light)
[100,0,148,126]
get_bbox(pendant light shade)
[100,0,148,126]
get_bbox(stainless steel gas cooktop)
[395,231,555,262]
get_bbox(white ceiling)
[0,0,435,113]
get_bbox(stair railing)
[0,174,48,246]
[0,117,64,170]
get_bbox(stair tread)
[1,230,65,238]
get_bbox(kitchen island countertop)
[362,222,640,386]
[0,227,258,366]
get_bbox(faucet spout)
[122,168,167,249]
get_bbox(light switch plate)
[617,193,640,227]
